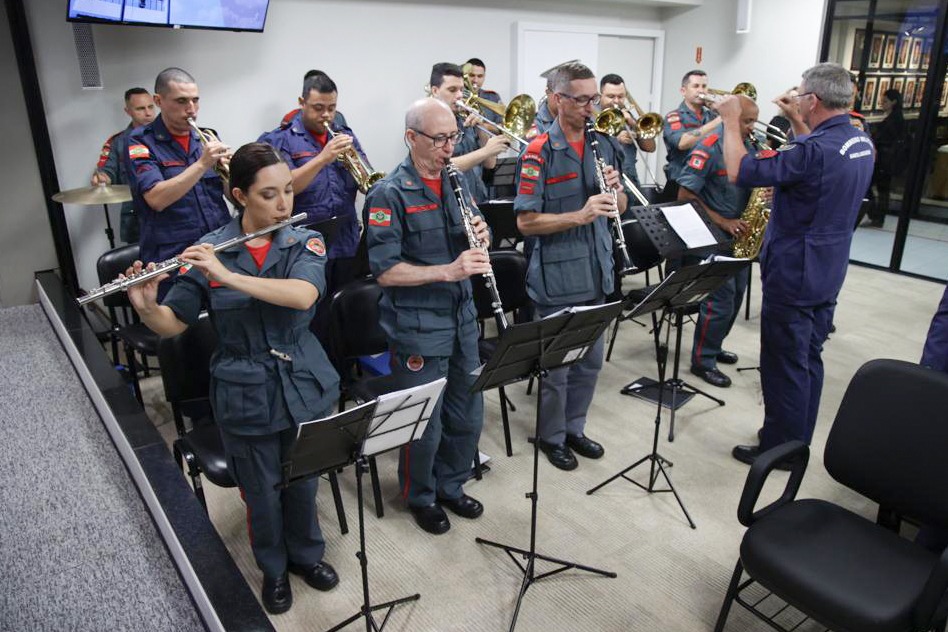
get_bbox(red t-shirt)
[172,133,190,154]
[309,129,329,147]
[569,139,585,160]
[422,177,442,199]
[245,241,272,270]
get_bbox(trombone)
[455,93,537,149]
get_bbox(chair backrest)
[158,316,217,422]
[622,219,662,272]
[471,249,530,322]
[96,244,140,309]
[328,277,388,365]
[825,358,948,531]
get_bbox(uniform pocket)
[405,209,447,257]
[211,361,269,431]
[541,240,593,299]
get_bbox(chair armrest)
[737,441,809,527]
[915,546,948,629]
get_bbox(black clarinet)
[445,164,509,332]
[585,118,633,273]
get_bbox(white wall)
[25,0,662,292]
[660,0,826,149]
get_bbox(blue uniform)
[921,285,948,373]
[529,98,555,139]
[514,121,620,444]
[454,117,489,204]
[678,133,753,370]
[478,88,503,125]
[163,218,340,578]
[126,117,231,278]
[663,101,717,189]
[97,125,139,243]
[364,157,484,508]
[736,114,874,449]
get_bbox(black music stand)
[479,201,522,249]
[621,201,734,440]
[587,260,747,529]
[472,301,626,632]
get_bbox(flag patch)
[129,144,151,160]
[306,237,326,256]
[368,207,392,227]
[521,165,540,180]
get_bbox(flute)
[77,213,308,306]
[445,164,508,332]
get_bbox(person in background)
[864,89,906,228]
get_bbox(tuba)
[324,123,385,194]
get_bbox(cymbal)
[52,184,132,205]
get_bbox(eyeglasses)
[793,92,821,101]
[557,92,601,107]
[410,128,465,148]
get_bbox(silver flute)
[445,164,509,332]
[77,213,308,306]
[585,118,633,274]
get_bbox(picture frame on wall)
[869,33,885,69]
[922,40,932,70]
[904,78,917,109]
[892,76,905,95]
[876,77,892,111]
[896,36,912,69]
[910,38,923,69]
[883,35,897,69]
[862,77,878,111]
[851,29,866,70]
[940,80,948,109]
[915,78,927,108]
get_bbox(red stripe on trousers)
[239,487,254,547]
[695,300,714,363]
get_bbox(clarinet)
[585,118,633,273]
[445,164,509,332]
[77,213,308,306]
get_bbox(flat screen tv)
[66,0,270,33]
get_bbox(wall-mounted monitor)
[66,0,271,33]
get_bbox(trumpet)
[585,118,632,274]
[324,123,385,194]
[187,117,230,184]
[445,164,508,332]
[697,86,790,146]
[77,213,308,306]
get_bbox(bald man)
[676,95,759,388]
[364,98,491,536]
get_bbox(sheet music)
[661,204,717,249]
[362,378,447,457]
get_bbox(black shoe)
[732,444,795,471]
[262,573,292,614]
[863,218,884,228]
[287,561,339,591]
[537,440,578,470]
[438,494,484,519]
[565,434,604,459]
[716,351,739,364]
[409,503,451,534]
[691,365,732,388]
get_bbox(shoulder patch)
[368,207,392,227]
[525,133,550,157]
[666,112,681,121]
[688,150,710,171]
[128,144,151,160]
[305,237,326,256]
[178,263,193,276]
[755,149,779,159]
[701,133,720,147]
[520,164,540,180]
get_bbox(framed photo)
[922,40,932,70]
[915,78,927,108]
[941,80,948,109]
[896,36,912,69]
[910,38,923,69]
[904,78,917,108]
[875,77,892,110]
[869,33,885,69]
[851,29,866,70]
[882,35,897,69]
[862,77,878,111]
[892,76,905,95]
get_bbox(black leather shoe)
[537,440,578,470]
[409,503,451,534]
[288,561,339,591]
[262,573,292,614]
[716,350,739,364]
[732,444,795,471]
[691,365,732,388]
[565,434,604,459]
[438,494,484,519]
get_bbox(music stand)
[472,301,626,632]
[479,201,522,249]
[325,379,446,632]
[587,260,748,529]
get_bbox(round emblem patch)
[305,237,326,256]
[406,355,425,372]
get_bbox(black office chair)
[714,359,948,632]
[95,244,161,403]
[471,249,531,457]
[606,218,664,362]
[159,317,348,534]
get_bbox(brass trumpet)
[324,123,385,194]
[187,117,230,184]
[697,85,790,146]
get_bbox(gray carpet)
[0,305,203,631]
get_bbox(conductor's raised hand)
[447,248,491,281]
[124,260,167,311]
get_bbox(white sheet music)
[362,379,447,457]
[661,204,717,249]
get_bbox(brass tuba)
[324,123,385,194]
